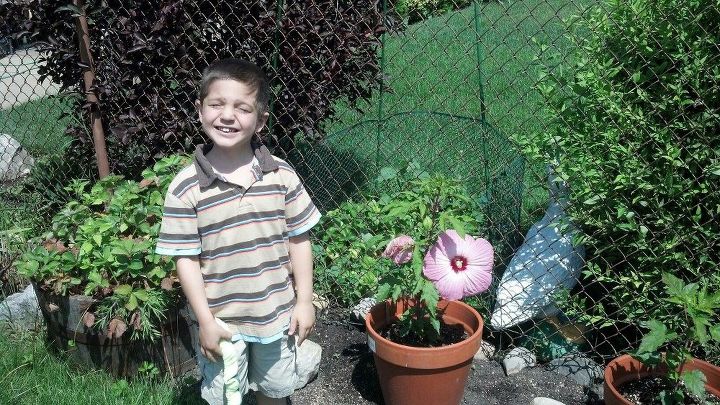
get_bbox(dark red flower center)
[451,255,468,272]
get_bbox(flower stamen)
[451,255,468,272]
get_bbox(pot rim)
[365,298,483,353]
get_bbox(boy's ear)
[256,111,270,133]
[195,100,202,120]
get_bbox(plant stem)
[672,305,693,397]
[416,191,442,342]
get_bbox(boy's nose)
[220,106,235,121]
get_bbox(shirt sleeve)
[155,191,202,256]
[284,171,321,237]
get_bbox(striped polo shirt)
[155,143,321,342]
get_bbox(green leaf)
[377,167,399,182]
[387,205,408,218]
[583,195,601,205]
[133,289,149,302]
[681,369,707,398]
[128,260,144,270]
[429,317,440,334]
[710,325,720,342]
[376,284,392,301]
[693,315,709,345]
[114,284,132,296]
[448,216,466,238]
[636,320,671,355]
[662,272,685,298]
[391,285,402,302]
[88,271,103,284]
[125,294,138,311]
[80,241,93,254]
[421,282,439,316]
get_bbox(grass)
[0,328,202,405]
[0,95,75,156]
[0,95,76,234]
[299,0,597,235]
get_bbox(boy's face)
[196,79,268,152]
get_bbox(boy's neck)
[206,142,255,174]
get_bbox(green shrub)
[525,0,720,339]
[313,172,485,306]
[16,155,189,341]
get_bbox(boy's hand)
[289,301,315,346]
[198,319,232,362]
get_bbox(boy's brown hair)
[198,58,271,115]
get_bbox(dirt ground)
[286,311,592,405]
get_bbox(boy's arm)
[176,256,230,362]
[287,232,315,346]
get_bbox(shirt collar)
[193,141,278,188]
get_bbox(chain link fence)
[2,0,718,385]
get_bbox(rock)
[1,48,61,110]
[351,297,376,322]
[312,293,329,311]
[533,397,567,405]
[547,353,604,387]
[294,339,322,390]
[585,383,604,404]
[0,134,34,181]
[474,340,496,361]
[503,347,536,376]
[0,284,43,330]
[491,165,585,329]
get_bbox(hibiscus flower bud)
[382,235,415,265]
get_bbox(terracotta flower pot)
[365,298,484,405]
[604,354,720,405]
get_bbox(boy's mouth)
[215,126,239,134]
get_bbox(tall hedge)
[1,0,386,178]
[525,0,720,338]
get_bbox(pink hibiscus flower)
[382,235,415,265]
[423,230,494,300]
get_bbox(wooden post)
[74,0,110,178]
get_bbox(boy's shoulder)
[269,154,295,173]
[164,163,199,199]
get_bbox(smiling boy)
[156,58,321,405]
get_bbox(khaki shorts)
[196,330,298,404]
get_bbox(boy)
[156,58,321,405]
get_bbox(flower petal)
[465,237,494,267]
[433,272,465,301]
[461,263,493,296]
[439,230,463,256]
[462,237,494,295]
[423,243,450,280]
